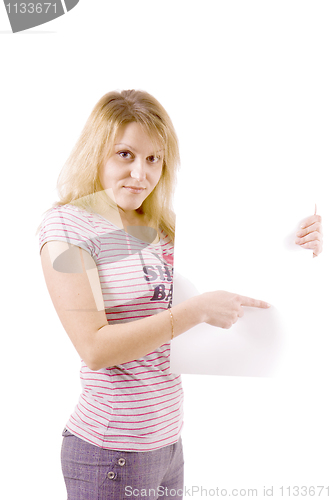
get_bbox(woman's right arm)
[40,241,270,371]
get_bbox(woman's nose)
[130,158,146,181]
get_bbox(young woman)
[39,89,323,500]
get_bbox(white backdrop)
[1,1,332,498]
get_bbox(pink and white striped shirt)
[39,204,183,451]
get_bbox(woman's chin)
[116,202,144,216]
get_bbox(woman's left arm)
[295,212,323,257]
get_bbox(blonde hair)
[41,90,180,242]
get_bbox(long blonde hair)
[40,90,180,242]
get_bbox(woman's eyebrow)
[114,143,164,154]
[114,142,136,151]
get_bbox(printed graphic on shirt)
[142,252,173,306]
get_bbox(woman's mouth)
[123,186,146,194]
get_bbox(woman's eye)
[118,151,132,159]
[147,155,161,164]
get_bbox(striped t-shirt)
[39,203,183,452]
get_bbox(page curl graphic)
[4,0,80,33]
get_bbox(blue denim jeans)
[61,429,184,500]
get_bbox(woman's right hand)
[195,291,271,329]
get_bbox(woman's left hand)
[295,212,323,257]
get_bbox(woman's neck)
[119,209,148,228]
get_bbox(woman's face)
[99,122,164,218]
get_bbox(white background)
[1,1,332,498]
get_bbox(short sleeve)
[38,204,99,259]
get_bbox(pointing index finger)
[238,295,271,308]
